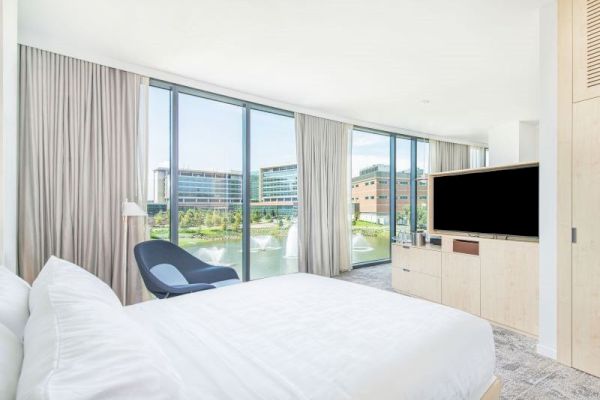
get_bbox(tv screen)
[433,165,539,237]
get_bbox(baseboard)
[536,343,557,359]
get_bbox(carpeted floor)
[336,264,600,399]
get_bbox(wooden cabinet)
[392,245,441,303]
[571,97,600,376]
[392,267,441,303]
[573,0,600,102]
[480,239,539,336]
[442,253,481,316]
[392,237,538,336]
[392,244,441,277]
[557,0,600,375]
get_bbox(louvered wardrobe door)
[574,0,600,101]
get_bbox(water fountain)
[250,235,281,252]
[197,247,231,266]
[352,233,374,252]
[284,222,298,258]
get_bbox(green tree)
[205,211,214,227]
[179,210,191,227]
[417,205,428,230]
[154,211,164,226]
[213,211,222,226]
[233,212,242,231]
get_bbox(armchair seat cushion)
[150,264,189,286]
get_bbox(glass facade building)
[260,164,297,202]
[153,167,243,210]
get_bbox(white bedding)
[126,273,495,400]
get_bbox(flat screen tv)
[432,165,539,237]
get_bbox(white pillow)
[18,256,186,400]
[0,323,23,400]
[29,256,121,313]
[0,265,31,339]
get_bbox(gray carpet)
[336,264,600,399]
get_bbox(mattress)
[126,273,495,400]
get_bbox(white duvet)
[126,273,495,400]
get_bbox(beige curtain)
[18,46,149,304]
[295,113,351,277]
[429,139,470,173]
[469,146,486,169]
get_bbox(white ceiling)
[18,0,545,143]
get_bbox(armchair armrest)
[185,266,239,284]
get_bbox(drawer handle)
[402,268,410,272]
[402,245,410,249]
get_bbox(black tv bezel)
[431,163,539,239]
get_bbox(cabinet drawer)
[392,267,441,303]
[392,245,441,277]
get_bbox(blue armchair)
[134,240,240,298]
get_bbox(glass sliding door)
[249,109,298,279]
[177,92,244,277]
[395,137,412,237]
[351,129,391,264]
[416,140,430,231]
[147,86,172,240]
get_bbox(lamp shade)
[122,201,147,217]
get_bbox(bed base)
[480,376,501,400]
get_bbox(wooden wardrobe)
[558,0,600,377]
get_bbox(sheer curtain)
[295,113,352,277]
[429,139,470,173]
[18,46,149,304]
[469,146,486,169]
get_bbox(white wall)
[520,121,540,162]
[488,121,521,165]
[488,120,540,166]
[537,0,558,360]
[0,0,18,273]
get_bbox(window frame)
[150,79,431,273]
[351,127,429,268]
[150,79,293,281]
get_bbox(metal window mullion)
[390,135,396,250]
[170,87,179,244]
[242,106,251,282]
[410,138,417,233]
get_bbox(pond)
[180,230,391,279]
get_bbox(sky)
[148,86,297,200]
[148,86,429,201]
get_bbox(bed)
[126,273,498,400]
[7,257,500,400]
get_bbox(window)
[147,86,171,241]
[148,81,297,281]
[416,140,430,231]
[250,109,298,279]
[351,130,391,264]
[177,92,244,277]
[396,138,411,235]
